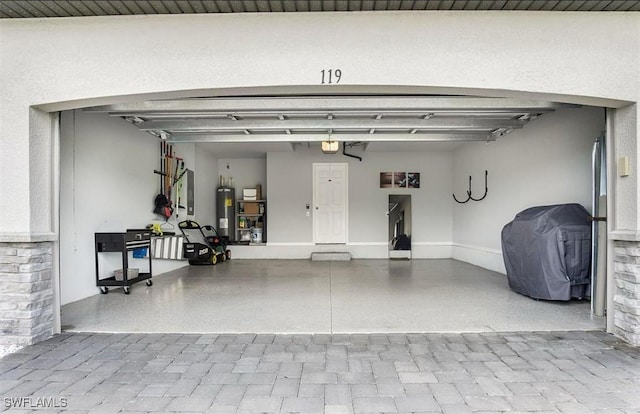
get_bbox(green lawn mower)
[178,220,231,265]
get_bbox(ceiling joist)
[85,95,577,144]
[166,133,496,143]
[86,96,573,114]
[138,118,526,132]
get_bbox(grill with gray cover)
[501,204,591,301]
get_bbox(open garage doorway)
[56,91,607,335]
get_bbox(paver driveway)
[0,331,639,413]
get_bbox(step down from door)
[311,252,352,261]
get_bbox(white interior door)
[313,163,348,244]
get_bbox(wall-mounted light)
[321,140,339,154]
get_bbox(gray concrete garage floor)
[1,331,639,413]
[62,259,604,334]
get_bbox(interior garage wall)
[452,106,605,273]
[194,146,218,227]
[59,111,215,305]
[217,157,267,200]
[266,149,452,258]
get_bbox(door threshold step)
[311,252,352,261]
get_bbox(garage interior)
[58,93,607,334]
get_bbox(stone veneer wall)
[0,242,53,346]
[614,240,640,346]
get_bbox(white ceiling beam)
[139,118,524,132]
[85,97,574,114]
[167,133,495,143]
[111,110,551,119]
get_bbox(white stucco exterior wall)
[613,104,640,237]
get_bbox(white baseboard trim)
[411,242,452,259]
[153,258,189,275]
[149,242,506,275]
[228,242,453,259]
[267,242,315,246]
[451,243,506,274]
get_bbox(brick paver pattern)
[0,331,639,413]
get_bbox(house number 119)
[321,69,342,84]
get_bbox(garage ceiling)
[1,0,639,17]
[86,95,577,154]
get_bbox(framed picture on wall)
[408,172,420,188]
[393,172,407,188]
[380,172,393,188]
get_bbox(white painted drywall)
[194,145,218,227]
[217,157,267,200]
[266,148,452,257]
[59,111,215,305]
[452,106,605,273]
[0,12,638,238]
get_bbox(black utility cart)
[95,229,153,294]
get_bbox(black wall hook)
[469,170,488,201]
[453,176,472,204]
[453,170,488,204]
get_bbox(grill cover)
[501,204,591,301]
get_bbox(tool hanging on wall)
[175,158,186,219]
[165,144,172,198]
[153,141,174,219]
[453,170,488,204]
[169,158,187,215]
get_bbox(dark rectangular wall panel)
[187,169,194,215]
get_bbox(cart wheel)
[124,287,131,295]
[146,280,153,287]
[211,254,218,265]
[100,287,109,294]
[225,250,231,261]
[220,253,226,262]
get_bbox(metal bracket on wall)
[453,170,488,204]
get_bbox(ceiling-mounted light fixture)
[321,140,339,154]
[321,134,339,154]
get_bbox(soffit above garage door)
[1,0,639,18]
[85,95,578,148]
